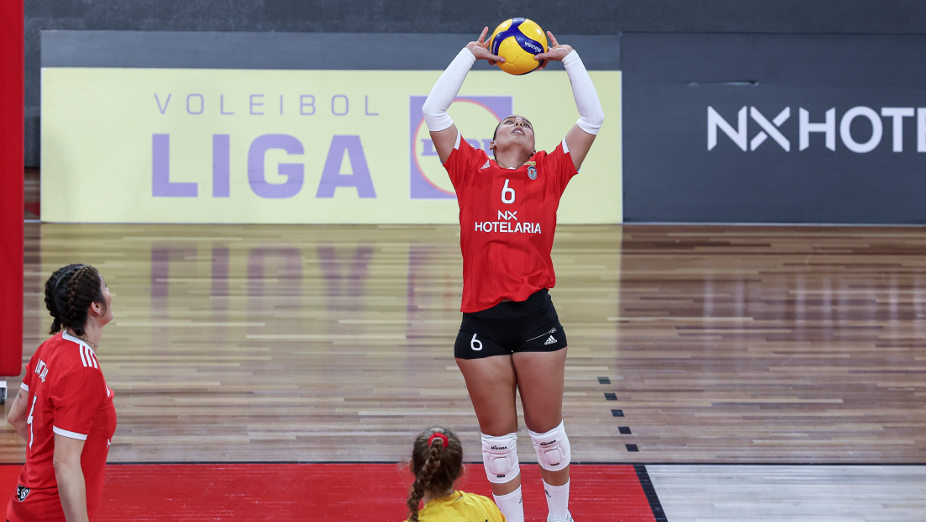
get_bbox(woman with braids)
[6,264,117,522]
[405,426,505,522]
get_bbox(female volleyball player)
[421,27,604,522]
[405,426,505,522]
[6,264,117,522]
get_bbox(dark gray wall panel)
[40,31,619,70]
[622,33,926,224]
[24,0,926,166]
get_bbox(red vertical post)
[0,0,25,377]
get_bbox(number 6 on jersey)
[501,179,515,204]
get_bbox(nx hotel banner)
[622,33,926,224]
[41,68,621,224]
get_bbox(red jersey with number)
[7,331,117,522]
[445,136,578,312]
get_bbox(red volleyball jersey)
[8,331,117,522]
[445,136,578,312]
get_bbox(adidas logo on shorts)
[544,335,557,346]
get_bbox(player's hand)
[466,27,505,65]
[534,31,574,70]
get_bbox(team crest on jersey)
[16,485,29,502]
[526,161,538,180]
[481,160,491,170]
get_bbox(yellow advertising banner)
[42,68,621,224]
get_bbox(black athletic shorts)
[454,289,567,359]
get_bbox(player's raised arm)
[535,31,604,170]
[422,27,504,164]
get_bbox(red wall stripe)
[0,0,24,376]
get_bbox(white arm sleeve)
[563,50,604,135]
[421,48,476,132]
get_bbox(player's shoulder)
[455,491,505,518]
[54,332,104,372]
[459,490,497,504]
[34,332,65,351]
[538,141,568,160]
[28,334,55,362]
[455,135,489,159]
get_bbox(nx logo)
[707,106,926,153]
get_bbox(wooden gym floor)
[2,221,926,520]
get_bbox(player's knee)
[529,421,571,472]
[481,432,520,484]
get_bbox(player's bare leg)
[456,355,521,495]
[513,348,569,486]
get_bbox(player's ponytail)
[406,426,463,522]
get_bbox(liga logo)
[409,95,513,198]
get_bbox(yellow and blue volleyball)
[489,18,548,75]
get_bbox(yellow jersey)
[406,491,505,522]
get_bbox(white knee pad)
[481,432,520,484]
[529,421,571,472]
